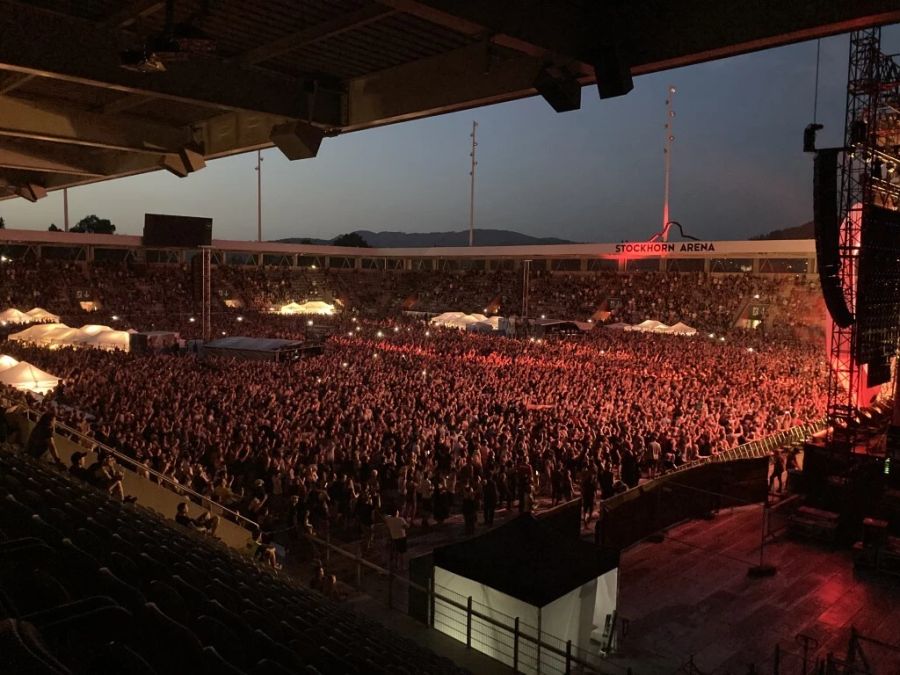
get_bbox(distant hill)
[751,221,814,240]
[276,229,573,247]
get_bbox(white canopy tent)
[25,307,61,322]
[9,323,131,352]
[0,355,19,371]
[663,321,698,336]
[620,319,697,335]
[277,300,336,315]
[0,361,60,394]
[430,312,492,330]
[626,319,668,333]
[8,323,68,343]
[79,324,114,336]
[0,308,32,324]
[83,330,131,351]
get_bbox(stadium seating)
[0,258,825,338]
[0,446,468,675]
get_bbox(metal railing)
[602,419,825,511]
[304,529,629,675]
[14,403,258,531]
[298,421,827,673]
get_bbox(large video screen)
[856,205,900,365]
[143,213,212,248]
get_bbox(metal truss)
[828,27,900,443]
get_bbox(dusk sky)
[2,27,898,243]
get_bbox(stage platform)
[609,505,900,674]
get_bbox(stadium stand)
[0,446,468,675]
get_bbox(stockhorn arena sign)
[614,242,717,254]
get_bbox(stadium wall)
[0,228,816,275]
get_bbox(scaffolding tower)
[828,27,900,442]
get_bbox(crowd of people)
[3,312,827,545]
[0,258,824,341]
[0,254,831,564]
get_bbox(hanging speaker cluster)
[534,66,581,113]
[533,44,633,113]
[160,146,206,178]
[270,122,324,161]
[592,44,634,99]
[14,183,46,203]
[813,148,854,328]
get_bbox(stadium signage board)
[614,242,716,254]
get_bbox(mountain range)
[276,222,815,248]
[276,229,573,247]
[750,221,814,240]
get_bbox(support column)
[200,246,211,341]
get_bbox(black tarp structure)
[530,319,594,337]
[432,514,618,607]
[202,336,320,362]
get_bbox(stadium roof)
[0,1,897,201]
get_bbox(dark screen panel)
[143,213,212,248]
[856,205,900,364]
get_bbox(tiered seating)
[0,448,468,675]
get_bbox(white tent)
[663,321,698,336]
[604,322,631,330]
[0,355,19,371]
[432,516,618,674]
[9,322,130,351]
[83,330,131,351]
[41,326,84,346]
[0,361,59,394]
[431,312,494,330]
[9,323,68,343]
[277,300,336,315]
[79,324,114,336]
[625,319,671,333]
[429,312,460,325]
[25,307,61,322]
[0,308,32,324]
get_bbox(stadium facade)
[0,229,815,275]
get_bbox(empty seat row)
[0,447,468,675]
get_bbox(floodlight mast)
[662,85,676,242]
[469,121,478,247]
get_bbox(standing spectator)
[384,509,408,570]
[769,450,786,493]
[26,411,64,468]
[461,484,478,535]
[581,469,597,526]
[482,472,498,527]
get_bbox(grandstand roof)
[0,1,896,201]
